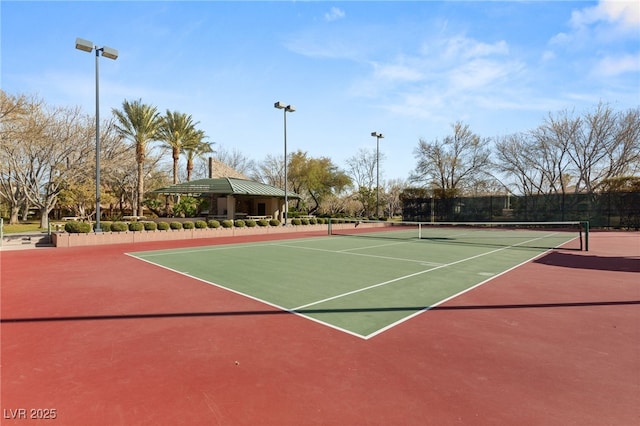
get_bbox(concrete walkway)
[0,232,54,251]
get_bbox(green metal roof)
[152,178,299,198]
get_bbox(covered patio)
[152,177,299,222]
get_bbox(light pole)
[274,101,295,225]
[75,37,118,232]
[371,131,384,218]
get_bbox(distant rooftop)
[152,177,299,198]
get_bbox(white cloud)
[442,36,509,60]
[372,63,424,82]
[448,59,516,90]
[324,7,345,22]
[572,0,640,28]
[594,53,640,76]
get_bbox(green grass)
[1,221,45,234]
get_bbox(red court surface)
[1,231,638,425]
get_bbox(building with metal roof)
[152,177,299,222]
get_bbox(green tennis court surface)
[128,224,581,338]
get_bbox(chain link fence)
[402,191,640,229]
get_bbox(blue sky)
[2,1,639,182]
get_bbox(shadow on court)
[535,251,640,272]
[3,300,638,324]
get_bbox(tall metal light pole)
[274,101,295,225]
[75,38,118,232]
[371,131,384,218]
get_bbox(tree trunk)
[9,206,20,225]
[137,160,145,216]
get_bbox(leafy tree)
[157,110,203,184]
[288,150,351,214]
[183,130,213,181]
[112,99,162,216]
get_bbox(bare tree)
[567,104,640,192]
[384,178,406,217]
[496,104,640,196]
[411,121,492,196]
[345,147,386,216]
[256,154,284,187]
[215,146,258,178]
[0,95,95,228]
[495,133,546,196]
[0,91,31,223]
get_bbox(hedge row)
[63,217,327,233]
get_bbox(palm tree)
[112,99,162,216]
[157,110,201,184]
[183,131,213,181]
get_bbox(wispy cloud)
[594,53,640,76]
[324,7,345,22]
[571,0,639,29]
[350,33,526,121]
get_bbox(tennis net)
[328,219,589,251]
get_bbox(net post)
[418,222,422,239]
[583,221,589,251]
[327,218,332,236]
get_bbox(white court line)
[130,237,325,258]
[128,232,573,340]
[364,243,562,339]
[125,252,367,339]
[292,232,563,311]
[272,242,443,267]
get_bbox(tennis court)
[2,225,637,425]
[129,221,585,338]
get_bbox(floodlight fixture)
[274,101,295,112]
[101,46,119,60]
[75,38,93,52]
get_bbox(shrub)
[157,221,170,230]
[128,222,144,232]
[143,221,157,231]
[245,219,257,227]
[316,218,325,224]
[195,220,208,229]
[172,196,200,218]
[182,221,195,229]
[234,219,246,228]
[170,221,183,230]
[110,222,128,232]
[221,220,234,228]
[301,218,310,225]
[99,221,112,232]
[291,218,302,226]
[309,217,317,225]
[207,220,221,228]
[269,218,281,226]
[64,221,91,233]
[257,219,269,227]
